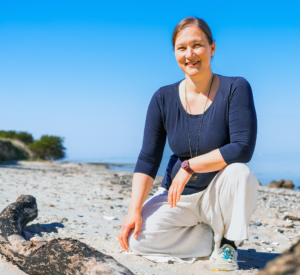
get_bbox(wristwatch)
[181,160,195,175]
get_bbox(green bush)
[0,130,34,145]
[29,135,66,160]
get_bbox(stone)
[267,180,281,188]
[281,180,294,189]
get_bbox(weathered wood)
[257,240,300,275]
[0,195,134,275]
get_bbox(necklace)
[185,74,214,180]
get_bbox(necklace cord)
[185,74,215,159]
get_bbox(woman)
[118,17,258,271]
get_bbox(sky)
[1,0,300,162]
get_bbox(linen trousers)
[128,163,258,262]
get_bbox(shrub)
[0,130,34,145]
[29,135,66,160]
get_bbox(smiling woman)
[118,17,258,272]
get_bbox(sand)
[0,161,300,275]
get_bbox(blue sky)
[1,0,300,162]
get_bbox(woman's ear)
[210,41,216,57]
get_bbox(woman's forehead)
[175,26,207,45]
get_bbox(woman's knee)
[222,163,258,189]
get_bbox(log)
[0,195,134,275]
[257,240,300,275]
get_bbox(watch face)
[182,160,188,168]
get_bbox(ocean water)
[66,152,300,188]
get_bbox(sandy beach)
[0,161,300,275]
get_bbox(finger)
[176,188,181,204]
[120,226,130,250]
[118,229,126,250]
[168,187,172,206]
[133,221,141,239]
[172,188,177,207]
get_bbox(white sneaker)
[205,244,239,271]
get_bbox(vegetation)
[0,131,34,145]
[28,135,66,160]
[0,130,66,161]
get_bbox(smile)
[186,61,199,67]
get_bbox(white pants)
[128,163,258,262]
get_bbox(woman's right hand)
[118,210,142,250]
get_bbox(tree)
[28,135,66,160]
[13,132,34,145]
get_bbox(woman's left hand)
[168,168,191,208]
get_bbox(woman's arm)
[118,173,153,250]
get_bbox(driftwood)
[0,195,134,275]
[257,240,300,275]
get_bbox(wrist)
[181,160,195,175]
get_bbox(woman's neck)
[185,70,214,96]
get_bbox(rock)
[281,180,294,189]
[283,215,300,221]
[253,236,259,239]
[0,195,134,275]
[257,240,300,275]
[251,222,262,227]
[274,229,284,233]
[267,180,281,188]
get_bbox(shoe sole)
[204,263,239,272]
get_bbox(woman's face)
[174,25,215,78]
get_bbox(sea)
[65,152,300,189]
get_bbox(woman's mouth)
[186,61,199,67]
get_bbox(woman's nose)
[185,47,194,59]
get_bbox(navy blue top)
[134,75,257,195]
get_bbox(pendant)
[191,173,197,180]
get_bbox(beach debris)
[77,215,83,217]
[271,242,279,245]
[103,216,118,220]
[252,236,259,239]
[0,195,134,275]
[283,215,300,221]
[260,240,266,244]
[286,218,293,224]
[274,229,284,233]
[256,240,300,275]
[48,204,55,207]
[250,221,262,227]
[266,247,274,252]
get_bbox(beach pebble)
[260,240,266,244]
[266,247,274,252]
[77,215,83,218]
[251,222,262,227]
[261,247,266,250]
[271,242,279,245]
[252,236,259,239]
[286,219,293,224]
[48,204,55,207]
[104,216,118,220]
[30,236,46,242]
[274,229,284,233]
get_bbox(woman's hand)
[168,168,191,208]
[118,210,142,250]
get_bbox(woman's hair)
[172,17,214,48]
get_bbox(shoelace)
[221,247,234,262]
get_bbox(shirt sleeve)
[219,77,257,164]
[134,89,167,179]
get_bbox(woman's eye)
[178,47,185,50]
[194,44,202,47]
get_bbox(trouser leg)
[200,163,258,256]
[128,188,213,258]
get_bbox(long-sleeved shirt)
[134,75,257,195]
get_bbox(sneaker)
[205,244,239,271]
